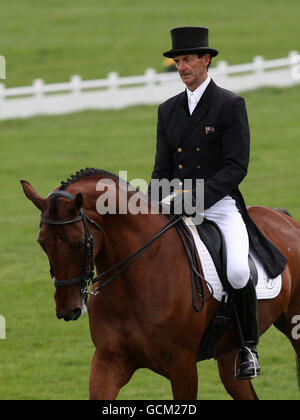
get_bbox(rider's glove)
[170,191,197,217]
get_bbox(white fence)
[0,51,299,120]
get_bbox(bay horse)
[21,168,300,400]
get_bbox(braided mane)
[49,168,120,214]
[59,167,119,191]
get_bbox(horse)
[21,168,300,400]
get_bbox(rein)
[93,214,183,293]
[41,189,209,311]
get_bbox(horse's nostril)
[70,307,82,321]
[57,307,82,321]
[56,310,63,320]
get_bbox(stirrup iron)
[234,346,259,380]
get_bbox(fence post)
[215,60,229,86]
[107,72,119,108]
[0,315,6,339]
[108,72,119,91]
[145,68,156,87]
[289,50,300,81]
[0,55,6,80]
[0,83,5,120]
[33,78,44,99]
[71,75,82,95]
[33,79,44,114]
[253,55,265,85]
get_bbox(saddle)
[169,209,261,361]
[196,219,258,292]
[174,213,283,362]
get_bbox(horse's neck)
[78,179,141,256]
[70,176,167,270]
[100,212,155,259]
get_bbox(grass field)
[0,0,299,87]
[0,85,300,400]
[0,0,300,401]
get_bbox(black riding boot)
[232,279,261,380]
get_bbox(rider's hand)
[170,191,197,217]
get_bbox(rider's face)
[173,53,210,91]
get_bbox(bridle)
[40,190,102,296]
[40,189,183,297]
[41,189,210,311]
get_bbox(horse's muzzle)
[56,307,82,321]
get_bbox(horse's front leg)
[89,350,134,400]
[217,351,259,400]
[169,350,198,400]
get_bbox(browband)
[48,190,75,200]
[41,190,81,225]
[40,214,83,225]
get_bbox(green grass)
[120,326,299,400]
[0,0,300,400]
[0,0,299,87]
[243,86,300,215]
[0,85,300,400]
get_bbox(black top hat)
[163,26,218,58]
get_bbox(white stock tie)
[189,92,197,115]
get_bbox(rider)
[148,26,287,379]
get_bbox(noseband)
[40,190,102,295]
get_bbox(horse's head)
[21,180,103,321]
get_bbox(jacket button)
[177,147,183,152]
[178,164,183,169]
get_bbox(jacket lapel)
[175,79,216,142]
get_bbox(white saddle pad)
[185,219,282,302]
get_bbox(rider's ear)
[74,193,83,209]
[20,180,47,212]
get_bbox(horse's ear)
[74,193,83,210]
[20,180,47,212]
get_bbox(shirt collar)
[186,75,211,103]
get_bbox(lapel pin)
[205,126,215,135]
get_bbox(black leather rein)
[41,189,208,311]
[40,190,183,297]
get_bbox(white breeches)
[204,195,250,290]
